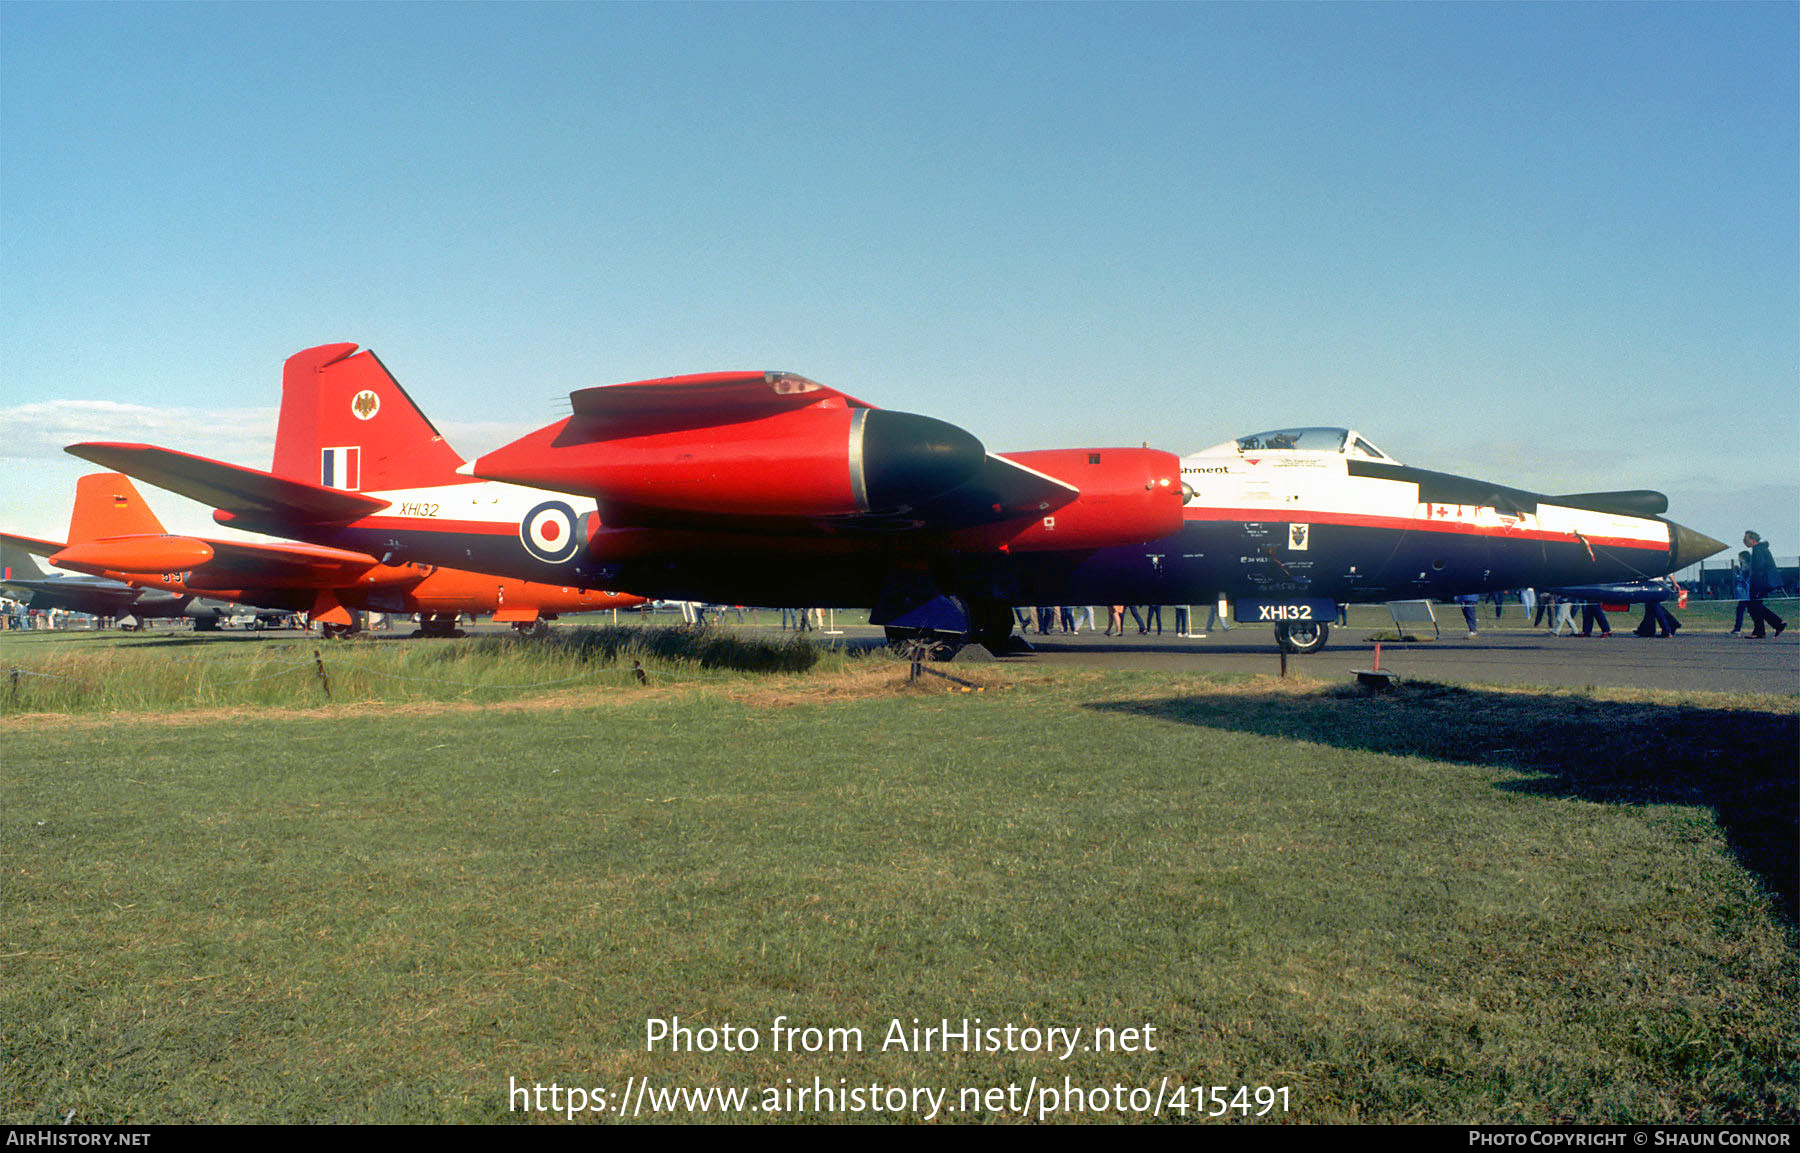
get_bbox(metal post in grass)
[313,650,331,699]
[908,658,983,692]
[1352,642,1398,691]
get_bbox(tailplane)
[68,473,169,542]
[272,343,468,491]
[2,536,52,581]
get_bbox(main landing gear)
[1273,620,1330,654]
[413,613,466,639]
[882,597,1021,662]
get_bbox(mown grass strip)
[0,626,841,716]
[2,667,1794,1124]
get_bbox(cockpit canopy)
[1194,427,1398,463]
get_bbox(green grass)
[0,625,840,715]
[2,663,1795,1124]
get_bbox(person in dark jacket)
[1743,531,1787,639]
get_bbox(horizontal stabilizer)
[66,443,390,524]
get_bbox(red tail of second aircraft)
[271,343,469,492]
[67,473,170,543]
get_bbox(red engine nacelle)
[989,448,1186,552]
[52,535,216,575]
[474,399,986,520]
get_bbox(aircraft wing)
[189,537,379,576]
[0,566,158,613]
[2,580,150,612]
[65,443,390,524]
[0,531,68,560]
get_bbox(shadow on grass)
[1090,681,1799,926]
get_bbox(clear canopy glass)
[1192,427,1396,462]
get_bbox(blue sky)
[4,2,1795,568]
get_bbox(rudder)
[271,343,468,492]
[68,473,169,542]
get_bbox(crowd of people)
[1016,600,1236,638]
[1,601,66,629]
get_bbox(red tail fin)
[68,473,168,542]
[272,343,468,491]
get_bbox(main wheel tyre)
[968,599,1018,655]
[1274,620,1330,654]
[420,612,465,638]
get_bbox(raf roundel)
[520,500,582,564]
[351,389,381,421]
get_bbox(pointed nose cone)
[1667,522,1727,572]
[858,409,986,510]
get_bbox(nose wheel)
[1274,620,1329,654]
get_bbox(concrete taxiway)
[1007,627,1798,695]
[7,608,1794,696]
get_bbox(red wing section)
[198,537,378,572]
[66,443,390,526]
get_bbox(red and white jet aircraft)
[68,343,1723,655]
